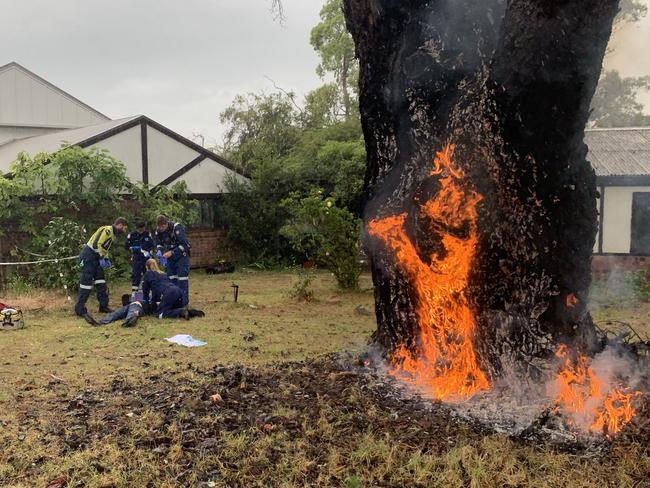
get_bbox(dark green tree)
[310,0,359,119]
[590,70,650,127]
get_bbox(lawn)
[0,269,376,393]
[0,270,648,487]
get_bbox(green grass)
[0,269,376,390]
[0,270,648,487]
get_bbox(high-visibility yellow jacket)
[86,225,115,258]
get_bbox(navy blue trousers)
[100,302,144,325]
[166,255,190,306]
[74,246,108,316]
[131,256,147,292]
[157,286,185,318]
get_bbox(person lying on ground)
[143,259,204,319]
[83,300,153,328]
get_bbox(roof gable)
[0,62,110,129]
[0,115,248,193]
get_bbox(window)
[189,198,220,229]
[630,192,650,254]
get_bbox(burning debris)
[552,345,642,437]
[343,0,648,440]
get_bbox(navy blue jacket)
[142,270,177,303]
[125,230,154,257]
[155,221,190,259]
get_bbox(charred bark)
[344,0,619,379]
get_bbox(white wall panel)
[168,158,247,194]
[146,126,200,185]
[88,126,142,182]
[601,186,650,253]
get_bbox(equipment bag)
[0,302,24,330]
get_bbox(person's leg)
[94,265,110,312]
[157,288,187,318]
[177,256,190,306]
[130,258,141,294]
[74,249,96,316]
[166,259,178,287]
[122,302,144,327]
[99,305,129,324]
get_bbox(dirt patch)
[2,354,648,487]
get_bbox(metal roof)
[0,116,140,174]
[0,62,110,122]
[586,127,650,177]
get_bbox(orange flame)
[367,145,490,401]
[554,345,640,435]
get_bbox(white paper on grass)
[165,334,207,347]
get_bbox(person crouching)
[142,259,207,319]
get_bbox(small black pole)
[232,284,239,302]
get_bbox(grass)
[0,269,648,487]
[0,269,376,391]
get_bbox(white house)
[588,127,650,256]
[0,61,247,266]
[0,62,246,196]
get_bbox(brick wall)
[188,228,230,268]
[592,255,650,280]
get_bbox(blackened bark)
[344,0,619,377]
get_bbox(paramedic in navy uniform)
[154,215,191,306]
[125,219,154,295]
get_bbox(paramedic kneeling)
[142,259,189,319]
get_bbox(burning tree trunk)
[344,0,620,395]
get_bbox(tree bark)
[344,0,620,379]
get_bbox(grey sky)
[1,0,648,149]
[1,0,323,147]
[605,10,650,110]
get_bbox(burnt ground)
[2,353,649,488]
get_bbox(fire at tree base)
[343,0,649,440]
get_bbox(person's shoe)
[98,306,114,313]
[188,308,205,318]
[181,307,190,320]
[83,313,100,326]
[122,316,138,328]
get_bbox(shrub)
[281,191,362,289]
[289,269,316,302]
[22,217,86,292]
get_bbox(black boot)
[83,313,100,326]
[98,306,114,313]
[188,308,205,318]
[181,307,190,320]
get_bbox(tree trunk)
[344,0,619,383]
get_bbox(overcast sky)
[1,0,648,148]
[1,0,323,147]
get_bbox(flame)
[554,345,640,436]
[565,293,578,309]
[367,144,490,401]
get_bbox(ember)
[553,345,642,436]
[367,145,489,401]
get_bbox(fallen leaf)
[46,475,68,488]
